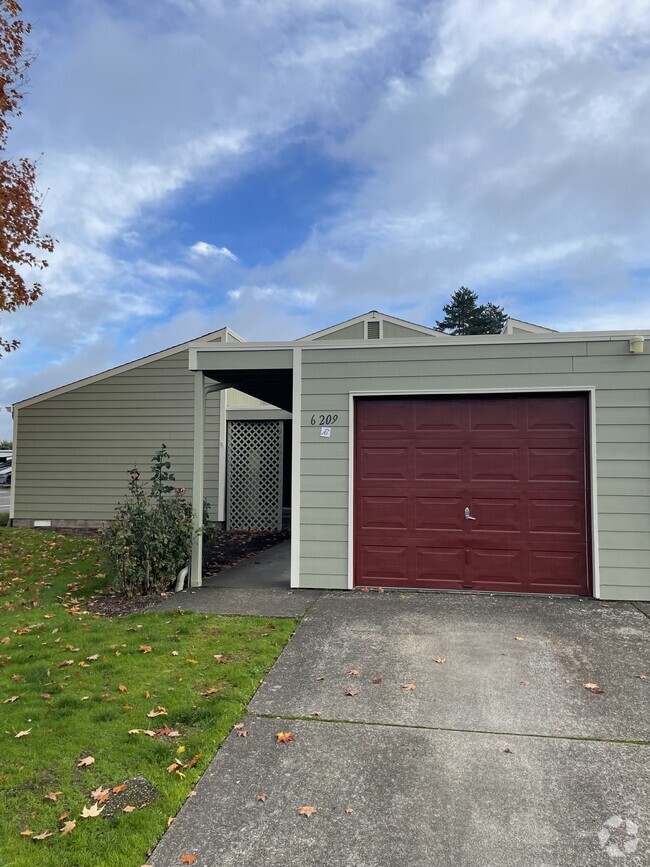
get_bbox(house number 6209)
[310,414,338,425]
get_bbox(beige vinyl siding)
[312,322,365,341]
[298,338,650,599]
[13,347,221,525]
[382,321,441,339]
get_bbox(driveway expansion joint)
[248,711,650,746]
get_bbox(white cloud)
[190,242,238,262]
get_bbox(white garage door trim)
[347,387,599,597]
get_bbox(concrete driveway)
[150,592,650,867]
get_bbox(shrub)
[99,445,201,596]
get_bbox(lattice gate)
[226,420,284,531]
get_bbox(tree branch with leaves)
[0,0,54,354]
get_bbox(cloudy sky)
[2,0,650,438]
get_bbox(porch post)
[190,371,205,587]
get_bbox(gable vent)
[366,320,380,339]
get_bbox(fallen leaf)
[118,684,127,692]
[177,746,186,755]
[139,645,152,653]
[310,710,321,717]
[44,791,63,802]
[298,805,317,818]
[233,722,245,730]
[59,660,74,667]
[187,790,197,797]
[504,748,512,754]
[213,654,228,663]
[77,756,95,768]
[147,707,168,718]
[236,729,249,737]
[33,830,53,840]
[59,821,76,835]
[122,805,136,813]
[15,729,31,738]
[167,816,175,827]
[347,668,359,676]
[345,807,354,814]
[583,682,600,690]
[171,650,179,656]
[345,689,358,696]
[359,587,370,593]
[20,829,33,836]
[3,695,19,703]
[314,676,325,682]
[371,677,382,684]
[81,803,104,818]
[180,856,197,865]
[520,680,530,687]
[433,657,447,664]
[65,645,79,652]
[112,784,127,794]
[276,731,295,744]
[402,683,416,691]
[256,793,268,802]
[514,636,524,641]
[635,674,647,680]
[78,661,90,668]
[58,812,69,821]
[41,693,51,699]
[86,654,99,661]
[186,659,198,665]
[588,687,606,694]
[91,786,110,802]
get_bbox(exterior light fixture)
[629,335,645,354]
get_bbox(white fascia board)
[13,327,232,410]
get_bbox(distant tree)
[436,287,507,335]
[0,438,11,449]
[0,0,54,355]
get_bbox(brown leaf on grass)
[91,786,110,802]
[167,816,175,827]
[147,707,168,718]
[345,689,358,696]
[402,683,416,691]
[59,820,76,835]
[44,791,63,802]
[433,657,447,664]
[297,805,317,817]
[118,684,128,692]
[41,693,51,699]
[3,695,19,703]
[86,654,99,661]
[33,830,53,840]
[171,650,179,656]
[213,654,228,663]
[20,829,33,836]
[256,793,268,802]
[78,661,90,668]
[276,731,295,744]
[77,756,95,768]
[15,729,31,738]
[122,805,136,813]
[180,856,197,865]
[65,645,79,652]
[201,688,222,697]
[139,645,152,653]
[81,803,104,818]
[58,812,69,821]
[59,660,74,667]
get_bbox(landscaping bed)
[0,528,298,867]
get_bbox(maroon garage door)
[354,395,590,595]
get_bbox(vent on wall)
[366,320,380,339]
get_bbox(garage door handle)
[464,507,476,521]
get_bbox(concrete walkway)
[155,541,322,617]
[150,592,650,866]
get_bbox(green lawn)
[0,528,298,867]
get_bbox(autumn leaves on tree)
[0,0,53,354]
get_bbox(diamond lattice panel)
[226,420,283,531]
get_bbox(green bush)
[99,445,200,596]
[0,513,8,527]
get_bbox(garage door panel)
[529,499,584,536]
[359,496,408,530]
[528,447,584,483]
[470,498,521,533]
[414,400,462,431]
[415,497,464,531]
[358,545,409,585]
[470,448,519,481]
[415,448,463,481]
[355,394,590,595]
[415,547,465,588]
[358,447,408,480]
[530,550,586,591]
[468,398,521,431]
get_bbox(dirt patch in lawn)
[86,529,289,616]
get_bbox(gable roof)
[12,326,244,411]
[298,310,451,341]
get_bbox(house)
[9,311,650,601]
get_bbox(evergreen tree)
[436,287,507,335]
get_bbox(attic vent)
[366,320,380,339]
